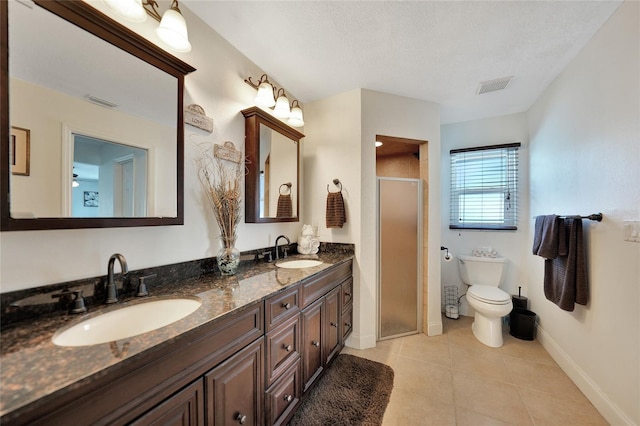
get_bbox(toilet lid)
[468,285,511,305]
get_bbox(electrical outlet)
[623,220,640,243]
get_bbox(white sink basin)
[52,298,202,347]
[276,259,323,269]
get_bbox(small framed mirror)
[242,107,304,223]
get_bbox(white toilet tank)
[457,254,507,287]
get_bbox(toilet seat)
[468,285,510,305]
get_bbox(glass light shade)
[273,95,291,118]
[103,0,148,23]
[72,180,80,188]
[255,82,276,108]
[288,106,305,127]
[156,8,192,53]
[375,141,383,147]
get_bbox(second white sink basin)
[276,259,323,269]
[52,298,202,347]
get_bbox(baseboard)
[344,332,377,350]
[427,320,443,336]
[536,325,634,425]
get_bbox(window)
[449,143,520,230]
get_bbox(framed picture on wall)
[10,126,30,176]
[84,191,99,207]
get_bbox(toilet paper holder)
[441,246,452,261]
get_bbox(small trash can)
[510,308,536,341]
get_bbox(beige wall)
[526,1,639,424]
[376,154,420,178]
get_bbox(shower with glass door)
[377,177,423,340]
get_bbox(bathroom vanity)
[0,254,353,425]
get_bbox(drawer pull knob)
[284,394,293,402]
[282,302,291,309]
[345,323,352,328]
[330,322,338,328]
[345,292,351,297]
[312,341,320,347]
[284,344,293,352]
[235,413,247,425]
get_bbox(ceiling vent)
[476,76,513,95]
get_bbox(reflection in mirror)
[8,0,173,219]
[71,135,148,218]
[243,107,304,223]
[1,0,195,230]
[259,124,298,218]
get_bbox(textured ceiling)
[182,1,622,124]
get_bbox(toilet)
[457,254,513,348]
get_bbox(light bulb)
[156,7,191,53]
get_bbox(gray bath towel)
[533,215,561,259]
[543,218,588,311]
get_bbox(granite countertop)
[0,251,353,418]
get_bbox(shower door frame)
[377,177,423,341]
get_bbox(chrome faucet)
[106,253,128,304]
[274,235,291,260]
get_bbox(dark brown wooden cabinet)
[301,297,324,392]
[324,286,341,366]
[3,260,353,426]
[205,338,264,426]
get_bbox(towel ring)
[279,183,292,195]
[327,179,342,193]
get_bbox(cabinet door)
[324,286,341,366]
[205,339,263,426]
[130,379,204,426]
[301,298,323,392]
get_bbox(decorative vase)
[217,236,240,275]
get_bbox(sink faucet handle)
[282,247,289,258]
[70,290,88,314]
[136,274,156,297]
[52,289,87,314]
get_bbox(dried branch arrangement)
[195,141,243,246]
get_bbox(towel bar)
[533,213,603,222]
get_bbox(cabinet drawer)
[131,379,204,426]
[265,285,300,332]
[300,261,352,307]
[341,278,353,309]
[266,315,300,387]
[265,358,301,426]
[342,304,353,343]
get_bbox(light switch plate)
[623,220,640,243]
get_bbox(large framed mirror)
[242,107,304,223]
[1,0,195,231]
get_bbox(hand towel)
[532,215,561,259]
[326,192,347,228]
[276,194,293,218]
[543,218,588,311]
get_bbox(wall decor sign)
[184,104,213,133]
[84,191,99,207]
[10,126,30,176]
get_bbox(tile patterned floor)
[341,315,608,426]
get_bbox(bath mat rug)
[289,354,394,426]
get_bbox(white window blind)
[450,143,520,230]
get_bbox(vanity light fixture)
[273,89,291,119]
[103,0,192,53]
[244,74,305,127]
[287,100,305,127]
[375,141,383,148]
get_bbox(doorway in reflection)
[71,134,148,218]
